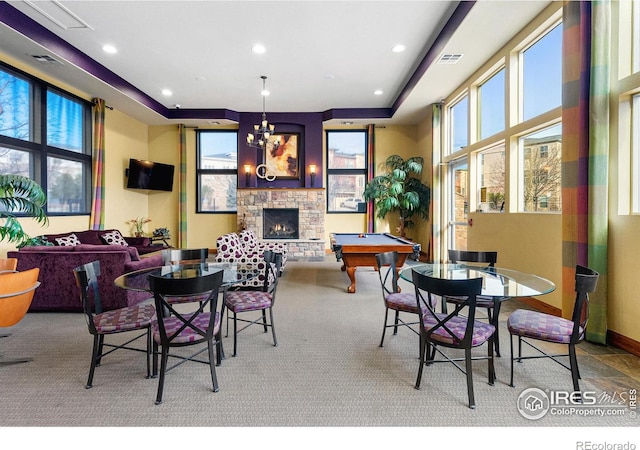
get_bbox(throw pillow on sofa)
[54,233,81,246]
[101,230,129,246]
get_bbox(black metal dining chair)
[412,268,496,409]
[223,251,282,357]
[375,251,421,348]
[73,260,156,388]
[149,266,224,405]
[161,248,210,304]
[445,250,502,355]
[507,265,599,395]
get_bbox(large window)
[449,95,469,154]
[477,143,505,212]
[326,130,367,212]
[196,130,238,213]
[519,124,562,212]
[522,24,562,121]
[633,94,640,212]
[0,62,91,214]
[440,5,563,251]
[479,68,505,140]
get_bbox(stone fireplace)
[237,188,325,259]
[263,208,299,239]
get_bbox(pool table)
[330,232,421,293]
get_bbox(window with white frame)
[519,124,562,212]
[633,0,640,74]
[449,94,468,154]
[0,62,92,215]
[522,24,562,121]
[441,4,563,229]
[479,68,505,140]
[477,143,505,212]
[326,130,367,213]
[633,93,640,212]
[196,130,238,213]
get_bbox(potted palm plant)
[363,154,430,238]
[0,174,49,246]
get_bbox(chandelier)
[246,75,280,153]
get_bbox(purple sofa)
[7,230,164,312]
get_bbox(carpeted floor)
[1,258,637,440]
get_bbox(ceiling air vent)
[31,54,63,65]
[437,53,463,64]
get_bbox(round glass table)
[400,263,556,299]
[114,262,262,292]
[400,263,556,357]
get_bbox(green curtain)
[561,1,609,344]
[89,98,106,230]
[586,0,610,343]
[430,103,442,263]
[366,124,375,233]
[178,124,187,248]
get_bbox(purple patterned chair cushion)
[152,311,220,344]
[422,313,496,347]
[92,303,156,334]
[385,292,421,314]
[224,290,273,313]
[507,309,580,344]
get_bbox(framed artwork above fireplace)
[264,132,300,180]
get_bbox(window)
[326,130,367,212]
[449,95,468,153]
[634,0,640,73]
[519,124,562,212]
[522,24,562,121]
[0,62,92,215]
[196,130,238,213]
[479,68,505,140]
[477,143,505,212]
[633,93,640,212]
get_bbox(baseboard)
[516,296,561,316]
[608,330,640,357]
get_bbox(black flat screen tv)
[126,159,175,192]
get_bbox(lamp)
[246,76,280,153]
[244,165,251,187]
[309,164,316,187]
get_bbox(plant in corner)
[0,174,49,246]
[362,154,430,238]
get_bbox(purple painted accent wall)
[239,112,324,189]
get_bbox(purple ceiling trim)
[167,108,240,121]
[0,2,168,115]
[322,108,392,122]
[391,0,476,113]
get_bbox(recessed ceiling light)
[162,89,172,96]
[252,44,266,54]
[102,44,117,54]
[374,90,383,96]
[392,44,406,53]
[342,121,354,125]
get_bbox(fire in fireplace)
[263,208,299,239]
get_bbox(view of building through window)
[519,124,562,212]
[326,131,367,212]
[197,131,238,213]
[477,144,505,211]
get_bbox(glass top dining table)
[399,263,556,299]
[114,262,262,292]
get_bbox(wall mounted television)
[125,158,175,192]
